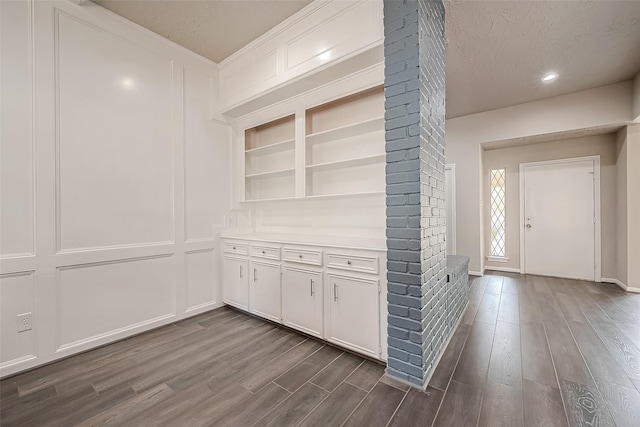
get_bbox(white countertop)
[221,232,387,251]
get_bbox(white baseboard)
[485,266,521,274]
[601,277,640,293]
[469,270,483,277]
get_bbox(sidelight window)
[490,168,506,257]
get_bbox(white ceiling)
[92,0,640,118]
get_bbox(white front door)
[520,157,599,281]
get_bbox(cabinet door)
[282,267,323,338]
[223,256,248,310]
[249,261,281,323]
[327,273,379,358]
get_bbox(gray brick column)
[384,0,459,389]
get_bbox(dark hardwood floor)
[2,272,640,426]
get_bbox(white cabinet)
[282,266,323,338]
[223,256,249,310]
[221,237,386,361]
[326,273,380,359]
[249,260,281,322]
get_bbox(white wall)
[616,129,628,285]
[482,134,618,277]
[0,0,230,377]
[446,81,634,274]
[633,72,640,122]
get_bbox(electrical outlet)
[16,313,32,333]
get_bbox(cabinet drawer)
[223,241,248,256]
[326,253,378,274]
[283,248,323,266]
[250,244,280,260]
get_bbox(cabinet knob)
[299,254,303,258]
[262,250,266,254]
[347,260,352,265]
[233,246,236,250]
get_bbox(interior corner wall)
[626,124,640,289]
[616,128,628,285]
[482,134,618,278]
[633,72,640,122]
[0,0,230,377]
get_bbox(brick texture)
[384,0,469,389]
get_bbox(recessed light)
[541,73,558,82]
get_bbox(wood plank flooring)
[2,272,640,426]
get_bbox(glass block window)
[490,168,506,257]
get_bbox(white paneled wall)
[0,0,229,377]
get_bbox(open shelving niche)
[241,85,385,202]
[244,114,295,201]
[305,86,385,198]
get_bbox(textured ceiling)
[445,0,640,117]
[92,0,640,118]
[93,0,312,63]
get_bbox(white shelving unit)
[241,86,385,202]
[244,115,295,201]
[305,86,385,197]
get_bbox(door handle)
[333,283,338,301]
[310,279,314,296]
[526,224,532,229]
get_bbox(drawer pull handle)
[333,283,338,301]
[347,260,352,265]
[254,268,257,282]
[239,265,243,278]
[310,279,314,296]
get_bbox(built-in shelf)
[242,86,385,203]
[306,154,385,172]
[306,116,383,145]
[245,168,295,179]
[245,138,295,155]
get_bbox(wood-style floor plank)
[488,321,522,389]
[519,288,543,324]
[475,292,501,324]
[567,320,635,388]
[497,292,520,324]
[297,382,367,427]
[590,321,640,381]
[76,383,175,427]
[486,276,504,294]
[522,379,568,427]
[343,382,406,427]
[345,360,385,392]
[537,293,595,387]
[429,323,471,390]
[309,351,362,392]
[274,345,343,392]
[387,386,444,427]
[560,379,615,427]
[520,321,558,388]
[595,377,640,427]
[252,382,328,427]
[478,380,524,427]
[238,339,324,392]
[452,320,496,388]
[432,379,483,427]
